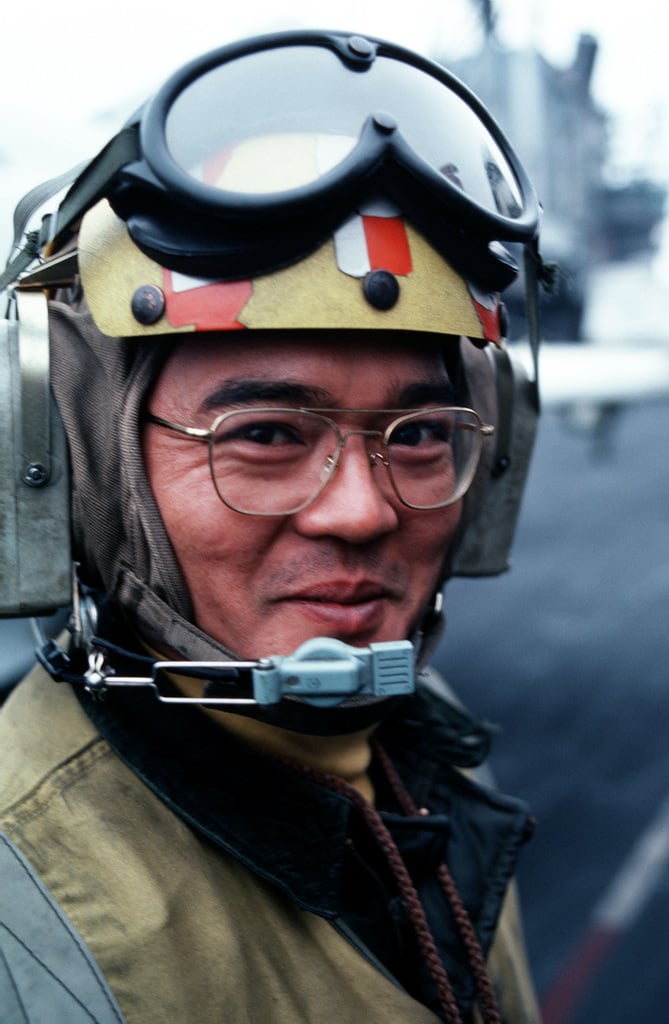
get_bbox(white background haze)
[1,0,667,202]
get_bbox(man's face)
[143,332,462,658]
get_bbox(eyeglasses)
[146,407,494,516]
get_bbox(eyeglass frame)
[145,406,495,517]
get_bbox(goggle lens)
[162,43,524,220]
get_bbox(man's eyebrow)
[397,380,458,406]
[200,378,457,413]
[200,379,332,413]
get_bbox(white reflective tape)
[333,214,369,278]
[169,270,212,293]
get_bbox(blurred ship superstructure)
[446,35,666,340]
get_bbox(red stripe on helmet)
[471,294,501,342]
[163,271,252,331]
[362,216,412,275]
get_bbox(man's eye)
[390,418,452,447]
[218,419,306,447]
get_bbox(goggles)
[51,30,540,290]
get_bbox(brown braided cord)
[283,757,464,1024]
[372,739,502,1024]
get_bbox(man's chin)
[212,692,412,736]
[248,618,414,661]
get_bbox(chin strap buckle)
[251,637,414,707]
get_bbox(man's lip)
[276,586,393,637]
[277,582,396,604]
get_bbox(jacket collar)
[78,678,531,938]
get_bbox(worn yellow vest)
[0,666,540,1023]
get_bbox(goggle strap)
[523,239,546,415]
[0,234,41,292]
[10,163,85,254]
[489,345,515,479]
[0,127,141,293]
[52,125,141,246]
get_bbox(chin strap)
[523,234,561,414]
[35,570,416,709]
[36,632,415,709]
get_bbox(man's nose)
[294,437,399,542]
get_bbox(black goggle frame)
[46,30,540,291]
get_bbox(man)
[0,30,546,1023]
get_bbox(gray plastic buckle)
[251,637,414,706]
